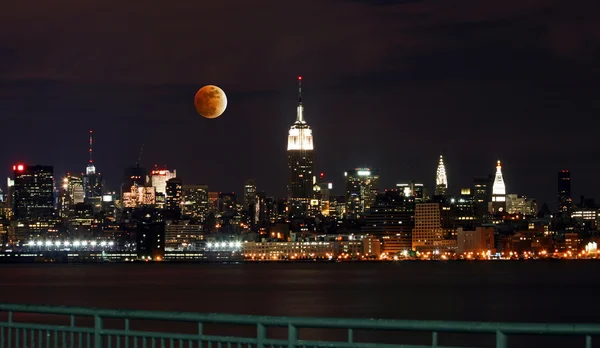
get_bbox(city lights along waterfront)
[0,78,597,263]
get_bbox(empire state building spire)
[435,155,448,195]
[86,130,96,175]
[296,76,304,123]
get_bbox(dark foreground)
[0,261,596,347]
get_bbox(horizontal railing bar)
[2,303,600,336]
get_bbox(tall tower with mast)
[287,76,314,216]
[83,130,103,206]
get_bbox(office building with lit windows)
[287,77,314,216]
[12,164,55,222]
[150,167,177,197]
[345,168,379,219]
[412,203,442,251]
[558,170,572,214]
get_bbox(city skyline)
[2,1,600,209]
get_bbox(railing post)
[586,335,592,348]
[256,322,266,348]
[7,311,12,348]
[347,328,354,344]
[496,330,507,348]
[288,323,298,348]
[94,314,103,348]
[432,332,438,347]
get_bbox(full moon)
[194,85,227,119]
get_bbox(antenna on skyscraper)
[298,76,302,105]
[137,144,144,168]
[89,130,93,164]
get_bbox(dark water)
[0,261,597,347]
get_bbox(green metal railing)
[0,303,597,348]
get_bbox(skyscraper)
[150,166,177,196]
[165,178,183,218]
[12,164,55,221]
[345,168,379,219]
[489,160,506,214]
[244,179,257,212]
[287,76,314,215]
[435,155,448,196]
[558,170,572,214]
[83,131,103,201]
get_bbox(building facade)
[345,168,379,219]
[287,77,314,215]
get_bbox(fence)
[0,303,598,347]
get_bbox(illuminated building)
[558,170,572,214]
[434,155,448,196]
[316,173,333,216]
[489,160,507,214]
[243,179,257,212]
[83,131,103,202]
[411,203,442,251]
[182,185,209,219]
[150,166,177,196]
[165,221,204,250]
[456,227,495,255]
[449,189,476,229]
[12,164,55,221]
[121,165,147,199]
[287,76,314,215]
[122,186,156,208]
[344,168,379,219]
[208,192,219,211]
[473,176,491,219]
[396,181,425,203]
[165,178,183,217]
[64,175,84,204]
[362,190,413,251]
[506,194,537,216]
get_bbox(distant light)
[207,242,213,249]
[100,241,107,247]
[91,241,97,246]
[36,241,42,246]
[64,241,70,246]
[235,241,242,248]
[54,241,60,246]
[73,241,81,247]
[298,76,302,80]
[228,241,234,248]
[108,241,114,246]
[82,241,88,246]
[328,183,333,190]
[357,170,371,176]
[45,241,52,246]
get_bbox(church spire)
[296,76,304,123]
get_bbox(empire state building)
[287,76,314,213]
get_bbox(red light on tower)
[320,172,324,178]
[298,76,302,80]
[14,164,24,171]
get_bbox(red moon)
[194,85,227,119]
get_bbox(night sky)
[2,0,599,209]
